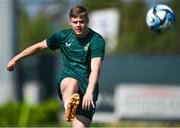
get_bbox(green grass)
[92,121,180,128]
[59,120,180,128]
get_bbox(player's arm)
[7,40,48,71]
[82,57,102,110]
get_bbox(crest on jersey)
[84,43,90,52]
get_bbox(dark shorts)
[56,77,97,121]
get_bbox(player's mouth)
[75,29,83,34]
[76,29,82,31]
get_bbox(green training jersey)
[46,28,105,98]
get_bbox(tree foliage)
[83,0,123,11]
[19,7,52,50]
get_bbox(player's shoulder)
[58,28,73,37]
[61,28,73,34]
[89,28,104,40]
[53,28,73,40]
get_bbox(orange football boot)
[65,93,80,122]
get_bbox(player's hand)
[7,59,16,71]
[82,92,95,111]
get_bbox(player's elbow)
[35,41,47,51]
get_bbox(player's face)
[70,17,89,38]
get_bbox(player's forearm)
[86,69,100,95]
[13,45,38,62]
[12,41,47,63]
[86,58,102,94]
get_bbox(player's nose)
[77,22,81,26]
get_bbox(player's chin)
[76,33,84,37]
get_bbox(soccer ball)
[146,4,175,33]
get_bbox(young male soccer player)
[7,5,105,127]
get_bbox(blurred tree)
[19,7,52,50]
[83,0,123,10]
[166,0,180,54]
[118,0,148,54]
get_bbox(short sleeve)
[91,37,105,59]
[46,32,61,50]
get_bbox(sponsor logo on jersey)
[65,42,72,47]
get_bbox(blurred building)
[89,8,120,54]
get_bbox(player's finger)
[82,100,85,110]
[87,101,91,110]
[91,100,95,108]
[7,66,14,71]
[82,100,88,110]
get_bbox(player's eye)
[79,21,85,24]
[72,21,78,24]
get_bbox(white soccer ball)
[146,4,175,32]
